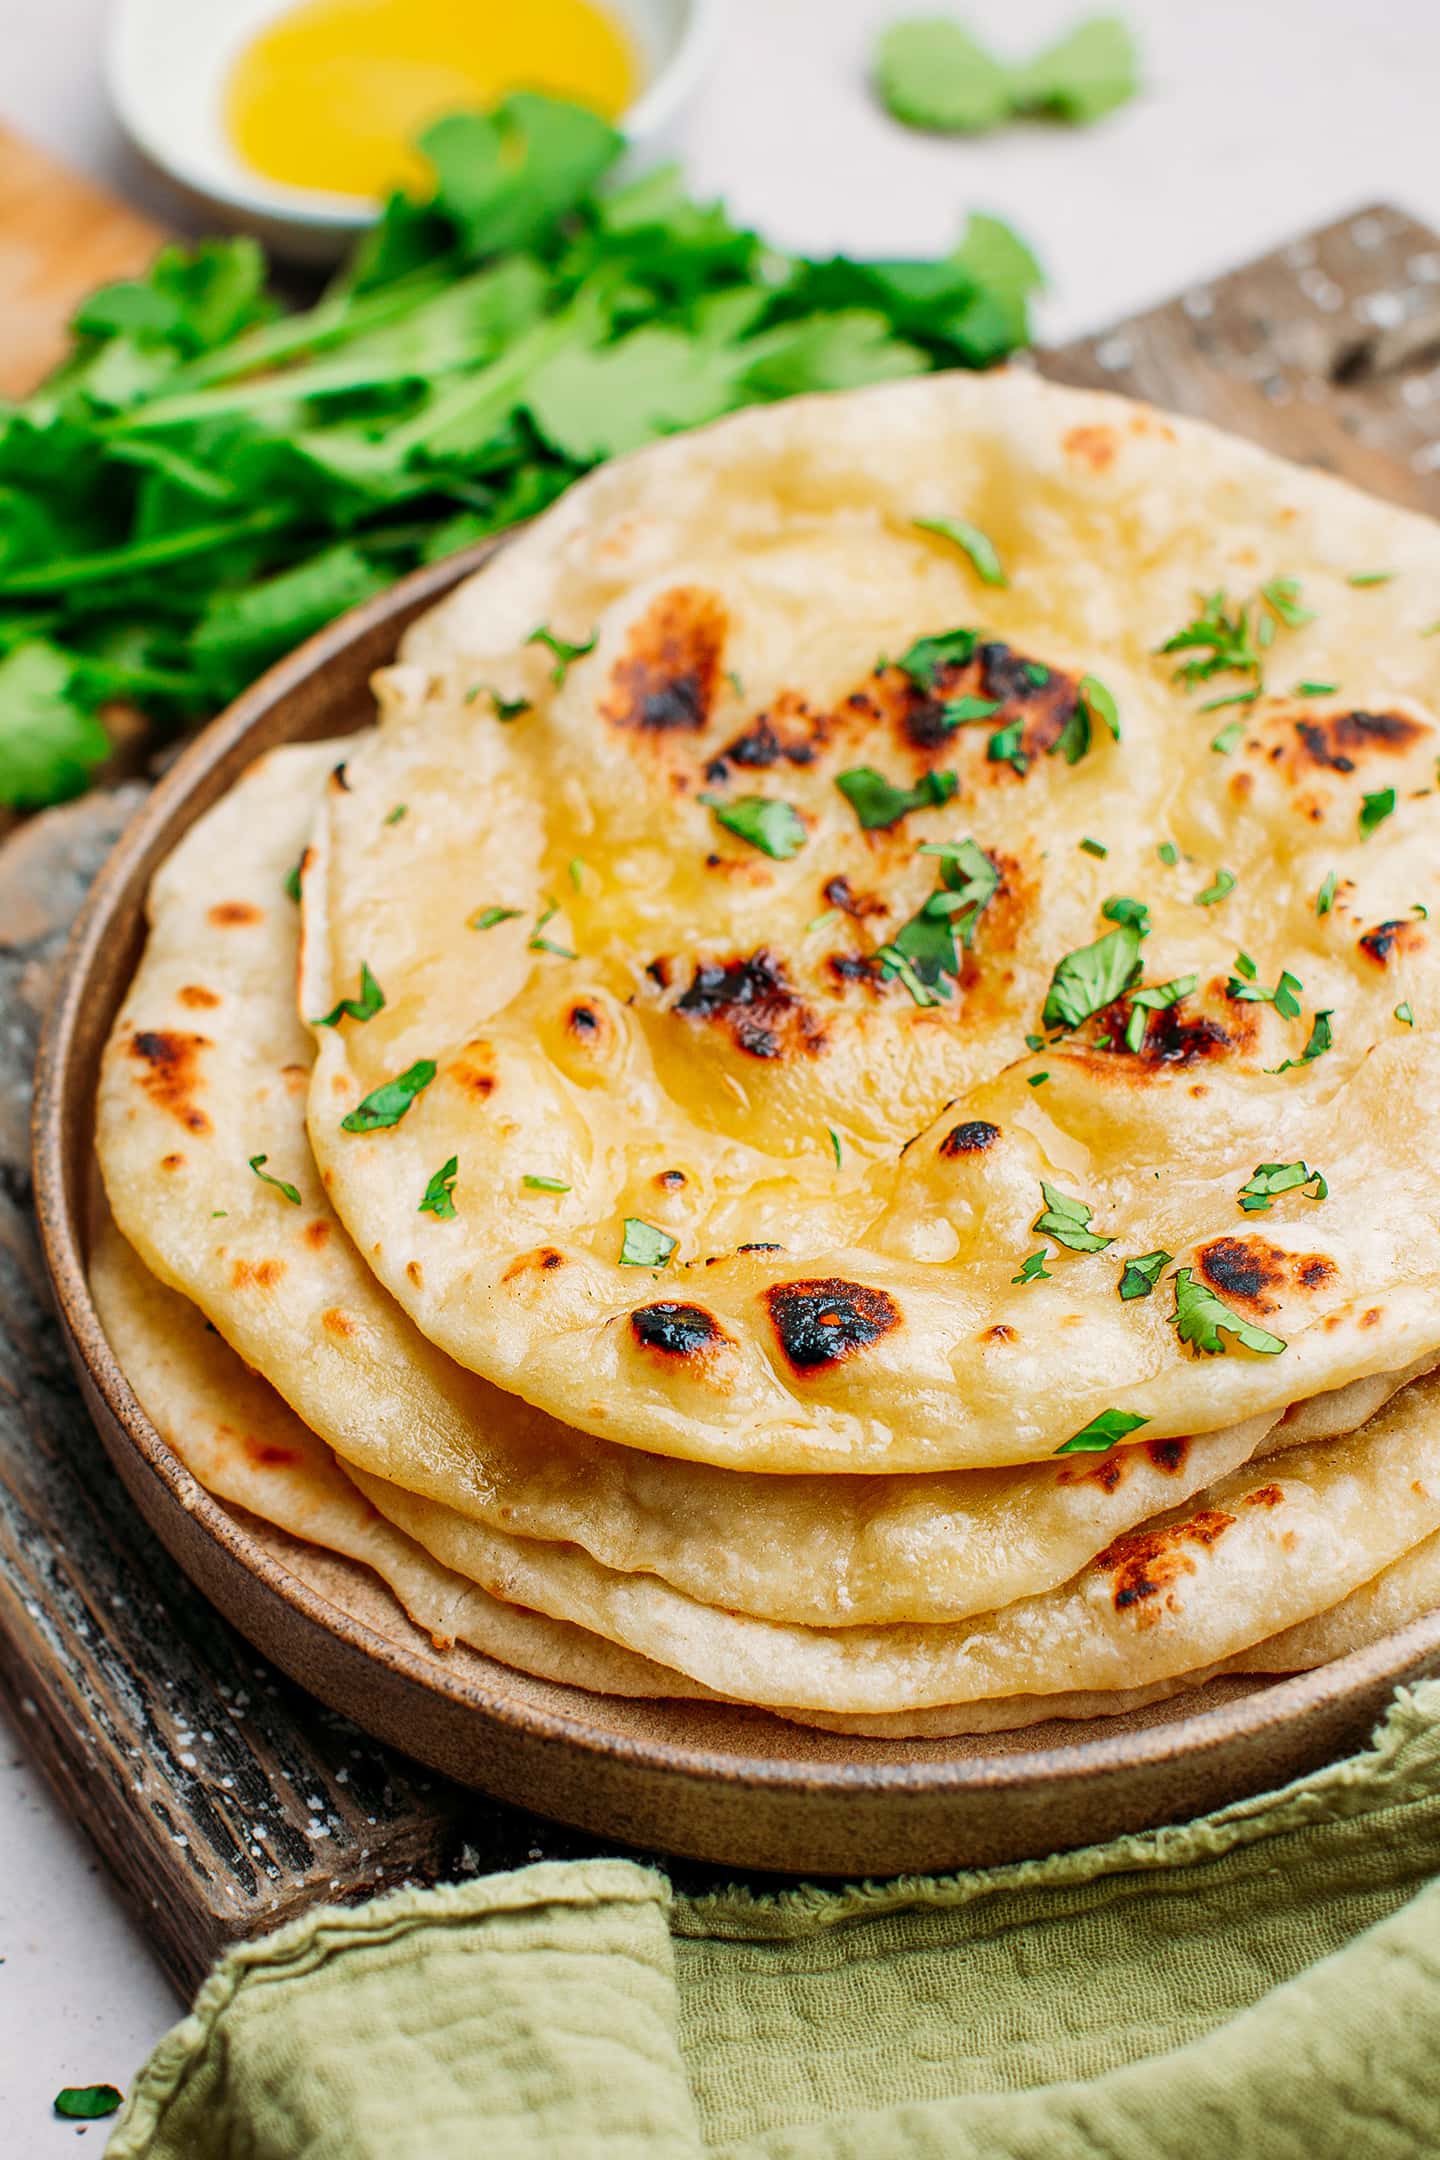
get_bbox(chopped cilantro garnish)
[465,685,533,721]
[419,1156,459,1218]
[1359,786,1396,838]
[1102,894,1150,934]
[701,792,807,859]
[1226,963,1303,1021]
[1159,590,1262,692]
[1347,570,1395,587]
[1193,868,1236,906]
[1259,576,1315,628]
[1316,870,1338,917]
[1119,1249,1172,1301]
[311,959,384,1028]
[469,904,523,931]
[1237,1160,1327,1214]
[1054,1407,1149,1455]
[53,2086,123,2121]
[1296,680,1338,697]
[873,943,942,1006]
[1267,1009,1334,1074]
[1397,1001,1416,1027]
[876,13,1138,135]
[620,1217,677,1267]
[284,858,303,903]
[1210,718,1246,753]
[385,803,407,825]
[1041,921,1142,1031]
[1032,1180,1113,1253]
[880,840,999,1003]
[940,694,1002,726]
[1171,1267,1287,1356]
[1158,841,1179,866]
[340,1059,437,1132]
[1199,686,1261,715]
[1012,1249,1052,1286]
[1027,1071,1049,1087]
[1123,974,1197,1051]
[806,907,842,936]
[526,624,597,685]
[1079,836,1108,858]
[248,1153,302,1206]
[986,718,1027,772]
[836,764,957,830]
[1053,673,1120,766]
[523,1173,571,1193]
[913,515,1007,587]
[894,627,980,689]
[1025,1031,1046,1052]
[827,1126,843,1169]
[568,856,587,890]
[528,899,577,957]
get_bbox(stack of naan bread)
[93,372,1440,1738]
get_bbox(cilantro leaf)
[284,859,304,904]
[469,904,523,930]
[913,515,1007,586]
[1101,894,1150,934]
[1079,836,1108,858]
[1259,576,1315,628]
[1041,922,1143,1031]
[1267,1009,1334,1074]
[526,624,597,686]
[1054,1406,1150,1455]
[1053,671,1121,765]
[528,899,577,959]
[248,1154,302,1206]
[0,641,109,809]
[873,18,1013,133]
[311,960,384,1028]
[1033,1180,1113,1252]
[466,685,532,720]
[1359,786,1396,838]
[939,694,1002,726]
[1014,14,1140,124]
[1119,1249,1172,1300]
[1316,870,1338,917]
[701,792,807,860]
[1211,718,1246,754]
[1012,1249,1052,1286]
[1397,1001,1415,1027]
[419,1156,459,1218]
[523,1173,570,1193]
[1237,1161,1327,1214]
[340,1059,437,1132]
[1226,964,1303,1021]
[894,627,980,689]
[1159,591,1261,691]
[620,1217,677,1267]
[420,96,622,255]
[835,764,957,830]
[1123,975,1197,1052]
[1194,868,1236,906]
[1171,1267,1287,1357]
[987,718,1027,772]
[54,2086,123,2121]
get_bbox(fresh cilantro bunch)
[874,12,1139,136]
[0,93,1042,811]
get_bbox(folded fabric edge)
[105,1856,672,2158]
[676,1675,1440,1940]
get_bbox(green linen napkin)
[109,1680,1440,2159]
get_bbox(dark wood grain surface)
[3,192,1440,1991]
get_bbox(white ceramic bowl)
[106,0,718,262]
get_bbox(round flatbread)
[353,1372,1440,1715]
[304,370,1440,1471]
[88,1212,697,1701]
[99,741,1308,1631]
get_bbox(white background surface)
[2,0,1440,2147]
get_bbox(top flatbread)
[304,370,1440,1471]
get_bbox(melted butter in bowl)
[107,0,714,259]
[226,0,640,198]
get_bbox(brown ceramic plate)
[31,542,1440,1877]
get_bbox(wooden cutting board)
[4,121,1440,1995]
